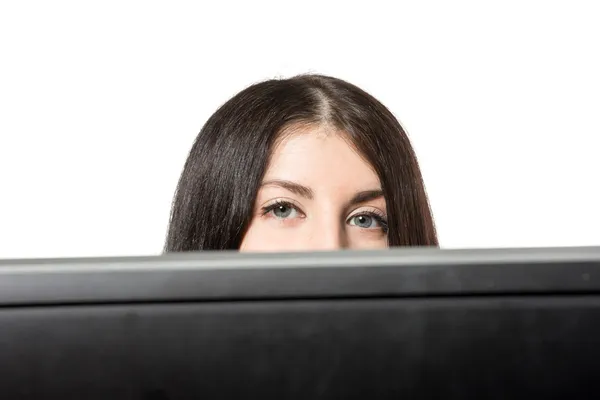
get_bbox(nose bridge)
[310,217,347,250]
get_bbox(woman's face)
[240,127,388,252]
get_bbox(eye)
[261,200,303,220]
[349,214,379,228]
[348,211,388,232]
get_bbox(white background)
[0,1,598,259]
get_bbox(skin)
[240,126,388,252]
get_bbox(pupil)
[274,205,291,218]
[356,215,372,227]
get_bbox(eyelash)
[261,201,388,232]
[261,200,302,217]
[356,208,389,233]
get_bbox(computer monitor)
[1,247,599,399]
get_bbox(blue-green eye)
[349,214,378,228]
[272,204,294,218]
[348,211,388,232]
[262,201,301,219]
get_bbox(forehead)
[264,127,381,190]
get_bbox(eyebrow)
[349,190,384,206]
[261,179,314,199]
[260,179,384,206]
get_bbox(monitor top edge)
[1,246,599,273]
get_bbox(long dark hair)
[165,74,438,251]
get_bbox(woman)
[165,74,438,252]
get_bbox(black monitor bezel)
[1,246,599,307]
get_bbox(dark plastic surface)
[1,246,600,306]
[1,247,600,399]
[1,297,600,399]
